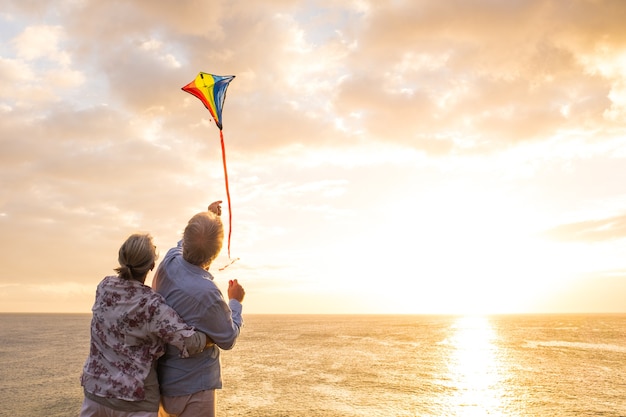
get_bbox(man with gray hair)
[153,201,245,417]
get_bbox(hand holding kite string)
[208,200,222,216]
[207,200,238,269]
[182,72,238,269]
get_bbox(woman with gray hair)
[80,233,211,417]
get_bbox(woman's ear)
[150,262,155,271]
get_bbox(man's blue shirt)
[153,241,243,396]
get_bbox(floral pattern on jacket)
[81,275,195,401]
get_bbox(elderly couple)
[79,201,245,417]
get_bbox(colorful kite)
[182,72,237,268]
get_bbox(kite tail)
[218,129,237,270]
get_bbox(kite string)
[219,129,234,263]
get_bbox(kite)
[182,72,238,269]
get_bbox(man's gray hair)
[183,212,224,269]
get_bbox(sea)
[0,314,624,417]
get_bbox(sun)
[372,180,565,314]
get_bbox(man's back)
[153,241,243,397]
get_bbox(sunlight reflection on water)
[443,316,507,416]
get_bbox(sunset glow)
[1,1,626,314]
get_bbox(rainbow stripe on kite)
[182,72,235,130]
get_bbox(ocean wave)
[525,340,626,353]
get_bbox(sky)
[1,0,626,315]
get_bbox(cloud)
[330,0,623,152]
[542,214,626,242]
[1,0,626,313]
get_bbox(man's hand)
[208,201,222,216]
[228,279,245,302]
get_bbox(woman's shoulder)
[141,286,171,313]
[96,275,120,290]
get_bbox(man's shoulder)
[181,274,219,293]
[163,244,183,262]
[159,267,218,294]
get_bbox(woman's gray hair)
[115,233,158,282]
[182,212,224,269]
